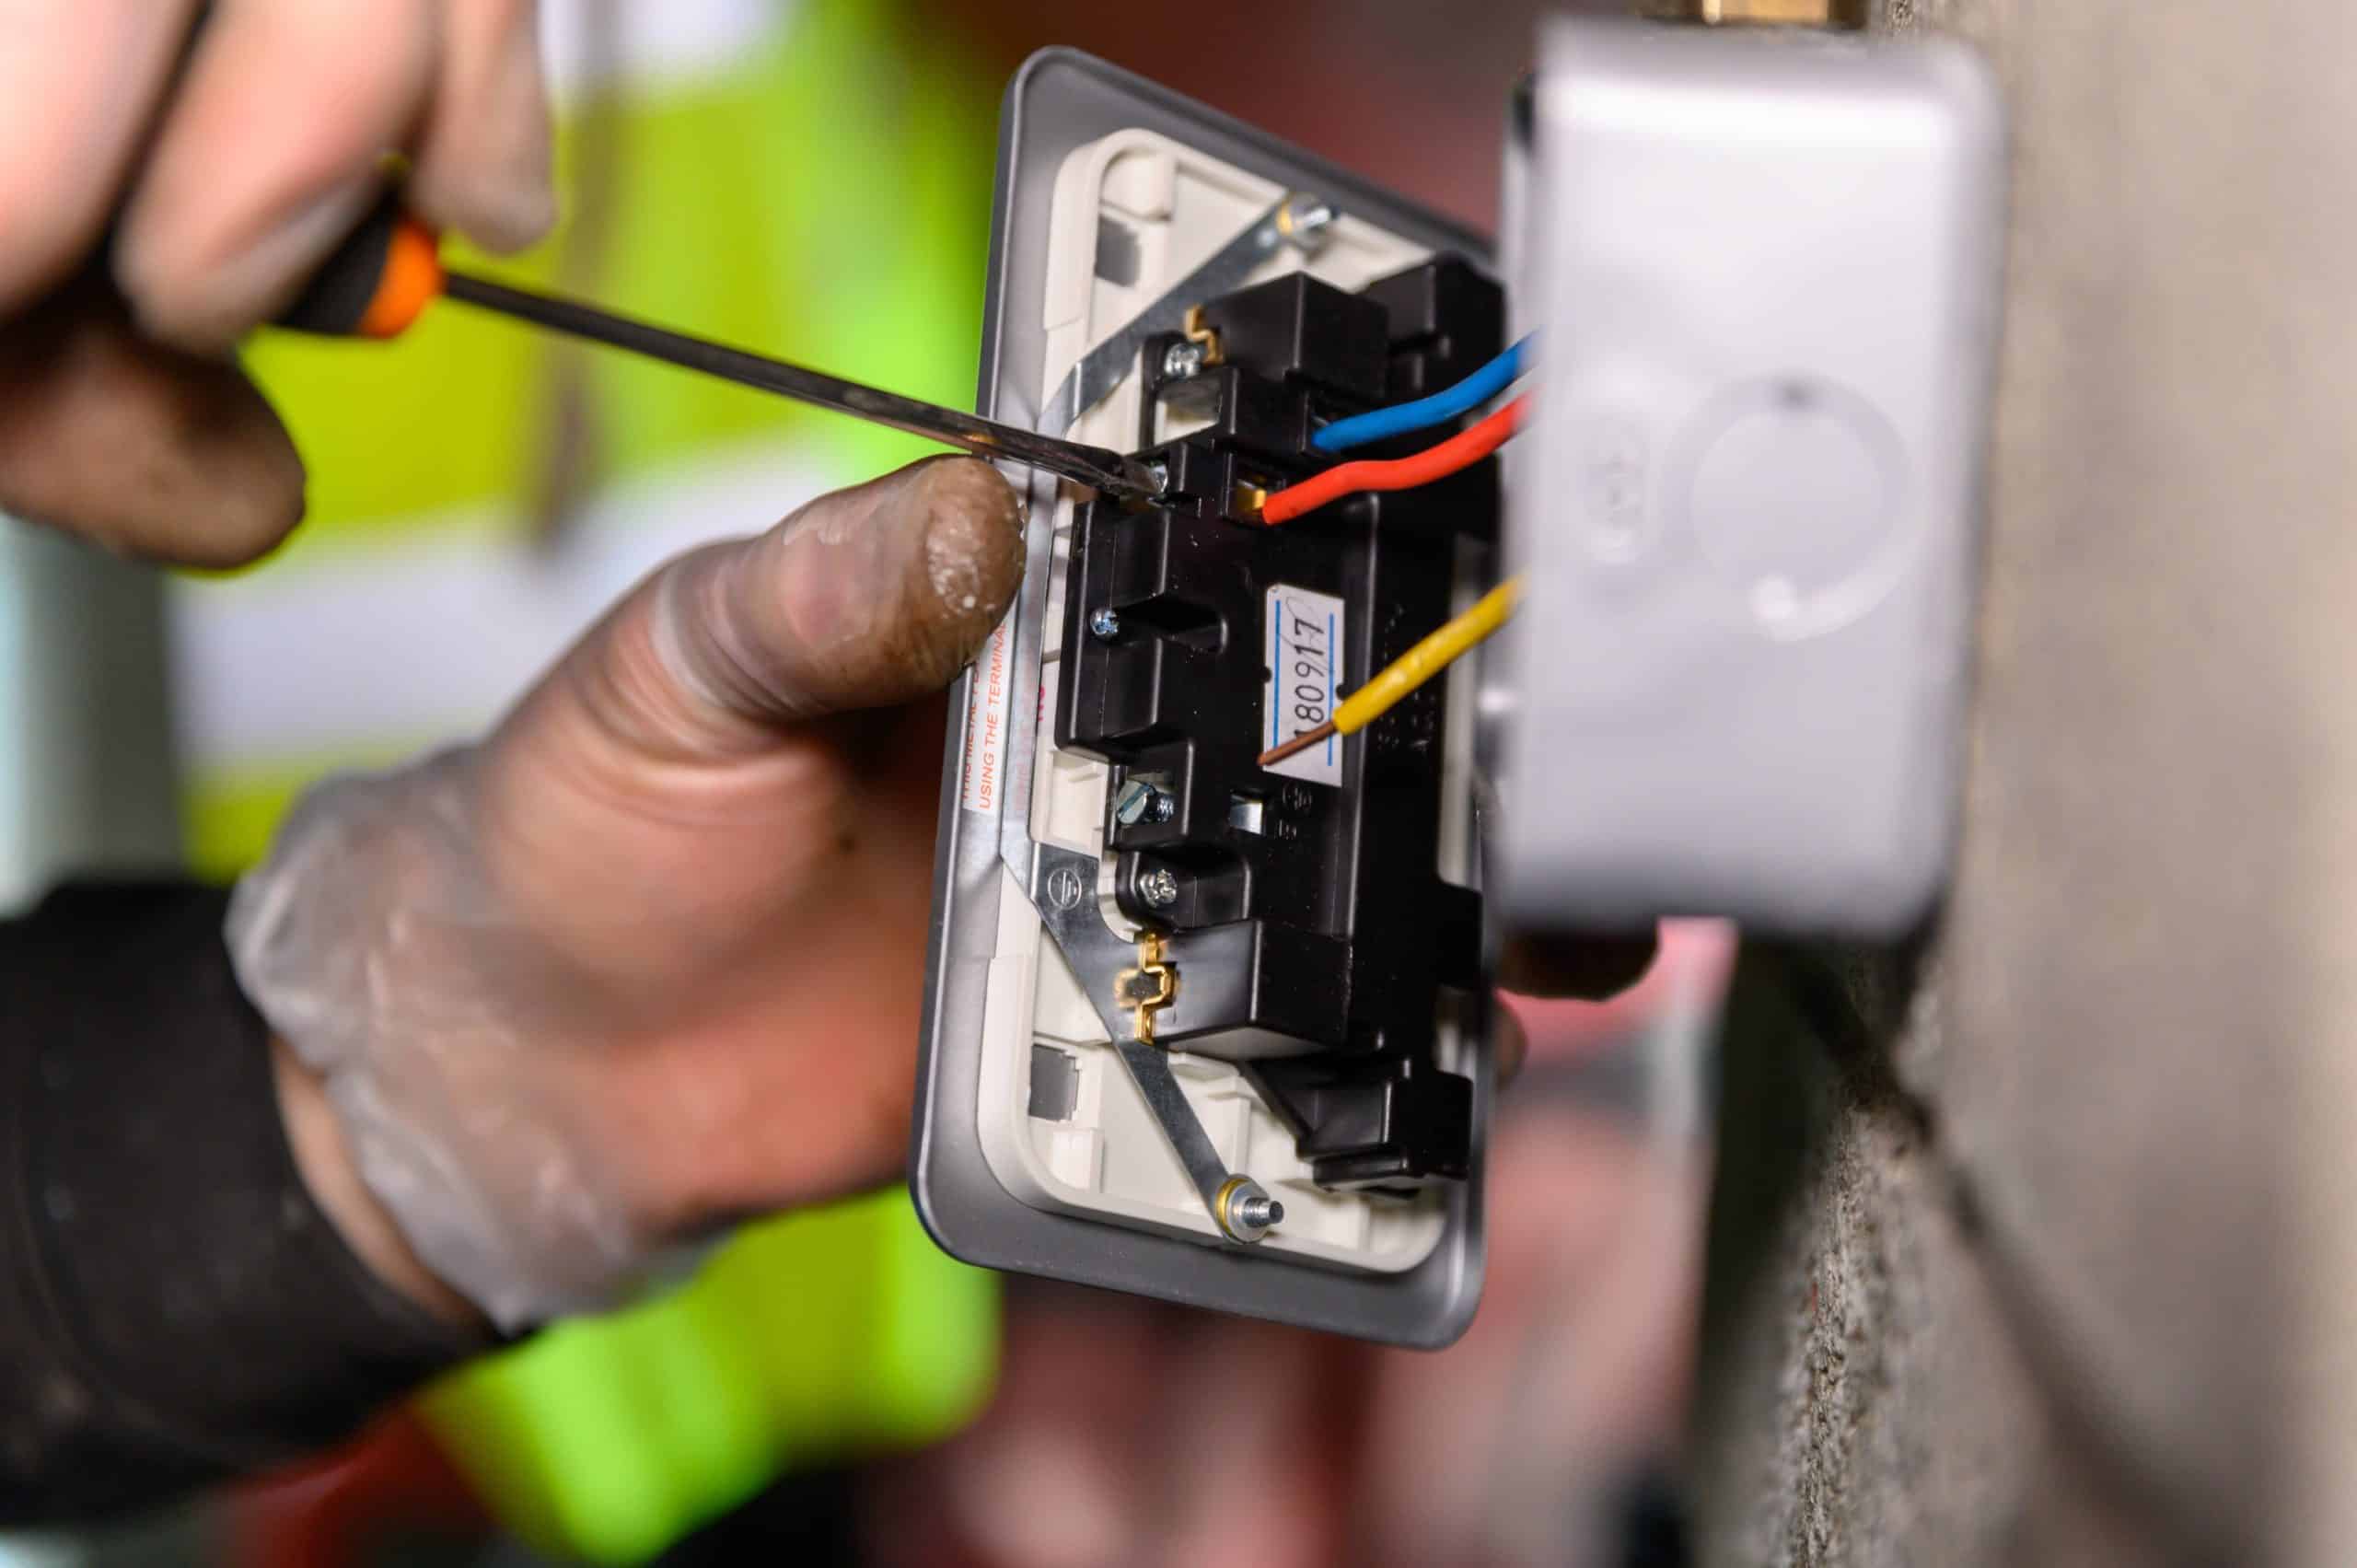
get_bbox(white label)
[960,610,1016,815]
[1262,585,1346,787]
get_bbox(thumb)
[561,455,1026,761]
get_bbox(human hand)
[0,0,552,564]
[235,456,1026,1329]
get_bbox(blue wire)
[1310,334,1535,454]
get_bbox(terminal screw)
[1139,866,1180,908]
[1162,341,1209,381]
[1088,607,1121,641]
[1115,780,1178,826]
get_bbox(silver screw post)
[1218,1178,1285,1242]
[1278,194,1337,251]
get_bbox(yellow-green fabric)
[421,1191,996,1565]
[192,3,1004,1557]
[233,0,991,566]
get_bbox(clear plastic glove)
[0,0,553,564]
[229,457,1026,1329]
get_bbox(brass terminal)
[1180,304,1225,367]
[1114,932,1178,1044]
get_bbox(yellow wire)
[1331,576,1524,737]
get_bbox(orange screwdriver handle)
[273,195,443,339]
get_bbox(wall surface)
[1689,2,2357,1562]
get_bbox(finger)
[1497,929,1662,1001]
[0,279,304,566]
[113,0,440,350]
[577,456,1026,761]
[0,0,201,315]
[407,0,555,253]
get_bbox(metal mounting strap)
[1027,846,1234,1213]
[1037,193,1321,439]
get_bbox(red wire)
[1260,395,1528,526]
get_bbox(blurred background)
[0,1,1717,1563]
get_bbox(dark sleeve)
[0,880,485,1525]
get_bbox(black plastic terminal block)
[1055,256,1504,1191]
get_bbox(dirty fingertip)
[0,289,306,567]
[911,456,1027,655]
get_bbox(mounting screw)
[1161,340,1208,381]
[1088,607,1121,641]
[1217,1178,1284,1243]
[1278,194,1337,251]
[1237,1192,1284,1229]
[1145,790,1178,823]
[1138,866,1180,908]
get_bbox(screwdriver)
[272,197,1168,505]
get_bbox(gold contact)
[1180,304,1225,366]
[1115,932,1178,1044]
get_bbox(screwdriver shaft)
[441,271,1164,504]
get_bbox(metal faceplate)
[911,49,1496,1346]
